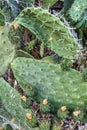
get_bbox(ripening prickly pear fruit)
[21,96,31,109]
[57,106,69,119]
[26,113,38,128]
[39,99,50,114]
[73,109,84,121]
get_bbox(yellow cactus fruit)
[73,110,81,116]
[42,99,48,105]
[21,96,26,102]
[26,113,32,120]
[60,106,67,112]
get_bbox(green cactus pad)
[0,27,15,76]
[0,78,38,129]
[14,7,79,59]
[11,57,87,111]
[0,78,26,123]
[69,0,87,21]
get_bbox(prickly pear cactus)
[0,78,25,126]
[11,57,87,111]
[76,9,87,28]
[69,0,87,21]
[0,78,39,129]
[14,7,79,59]
[0,27,15,76]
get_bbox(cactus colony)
[0,1,87,129]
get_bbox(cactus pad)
[0,78,38,129]
[14,7,79,59]
[69,0,87,21]
[0,27,15,76]
[0,78,26,123]
[11,57,87,111]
